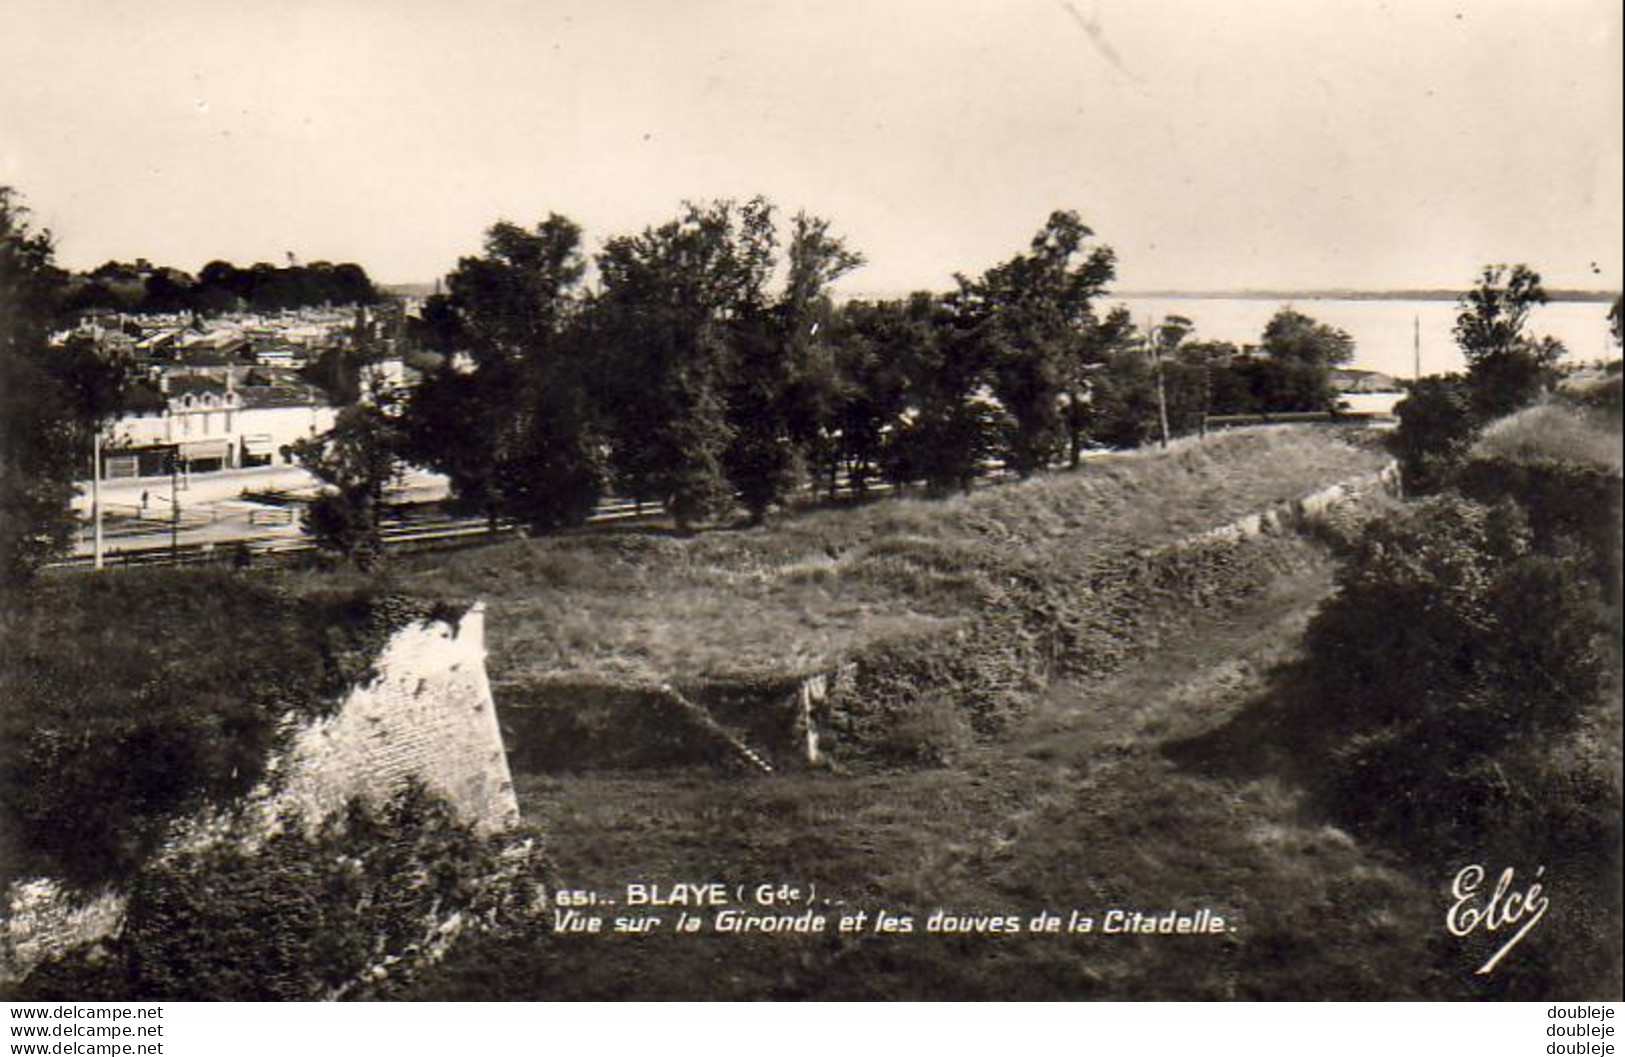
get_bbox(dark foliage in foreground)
[1288,408,1622,997]
[11,784,545,1001]
[1,188,129,586]
[0,570,458,888]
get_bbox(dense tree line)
[393,204,1135,545]
[63,257,380,316]
[0,183,1365,574]
[265,199,1368,563]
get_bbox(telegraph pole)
[91,429,104,569]
[1413,314,1421,381]
[169,452,180,563]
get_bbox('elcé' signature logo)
[1446,864,1549,975]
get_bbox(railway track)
[49,460,1021,571]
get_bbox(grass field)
[13,424,1438,998]
[382,426,1492,1000]
[381,426,1390,688]
[401,545,1477,1000]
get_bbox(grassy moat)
[8,416,1618,1001]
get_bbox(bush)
[0,571,458,888]
[1391,375,1479,494]
[14,784,546,1001]
[1457,455,1623,592]
[1296,494,1615,858]
[1557,373,1623,423]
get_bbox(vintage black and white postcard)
[1,0,1620,1018]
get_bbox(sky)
[2,0,1620,294]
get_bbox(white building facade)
[101,375,337,480]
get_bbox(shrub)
[1391,375,1479,494]
[1296,494,1615,859]
[1457,455,1623,593]
[0,571,458,888]
[1563,373,1622,421]
[14,783,546,1001]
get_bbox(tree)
[960,211,1117,477]
[887,292,999,494]
[1392,374,1478,494]
[1455,264,1563,419]
[1088,345,1163,449]
[593,199,777,529]
[826,300,911,495]
[491,325,607,532]
[1,187,127,586]
[1260,307,1354,368]
[399,216,605,533]
[1066,305,1137,463]
[726,210,864,523]
[291,399,401,569]
[1074,317,1222,450]
[713,199,792,525]
[1253,307,1352,412]
[1164,340,1218,435]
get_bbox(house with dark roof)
[99,370,337,480]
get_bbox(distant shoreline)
[1112,288,1618,303]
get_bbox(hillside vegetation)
[378,426,1389,768]
[0,577,460,889]
[1246,395,1622,997]
[390,401,1618,1002]
[394,426,1385,686]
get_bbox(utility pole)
[91,429,104,569]
[169,452,180,563]
[1413,314,1421,381]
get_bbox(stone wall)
[0,883,124,987]
[257,602,518,837]
[1187,461,1400,547]
[1,602,519,984]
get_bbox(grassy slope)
[393,426,1388,689]
[394,427,1470,1000]
[1475,400,1623,472]
[407,546,1464,1000]
[0,574,456,889]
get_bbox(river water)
[1111,296,1618,381]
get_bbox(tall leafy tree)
[593,199,774,529]
[959,211,1116,477]
[1089,345,1164,450]
[1260,307,1354,368]
[887,292,997,495]
[1455,264,1564,419]
[728,210,865,523]
[1253,307,1353,412]
[826,299,911,496]
[1067,305,1137,464]
[1,188,127,585]
[291,399,401,569]
[399,216,604,532]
